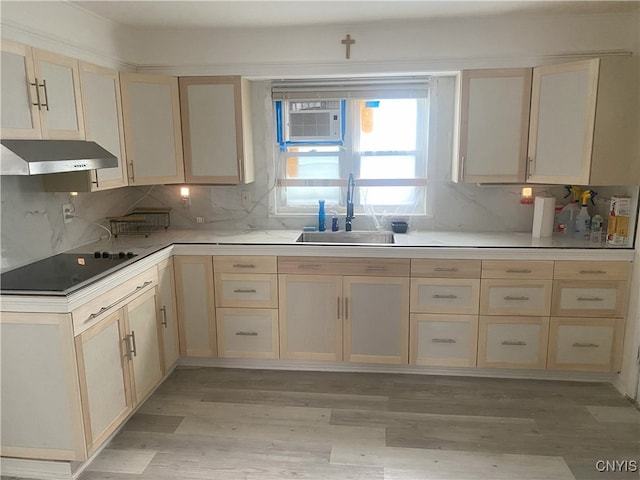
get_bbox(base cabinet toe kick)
[0,253,633,468]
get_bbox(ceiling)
[69,1,640,29]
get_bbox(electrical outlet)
[196,216,205,224]
[62,203,73,224]
[241,190,251,209]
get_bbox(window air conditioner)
[284,100,342,142]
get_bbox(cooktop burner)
[0,252,138,295]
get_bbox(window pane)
[285,156,340,179]
[360,155,416,179]
[359,99,417,151]
[282,187,341,206]
[360,186,420,207]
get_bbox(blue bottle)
[318,200,326,232]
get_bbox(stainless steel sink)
[296,231,395,244]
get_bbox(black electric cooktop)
[0,252,138,295]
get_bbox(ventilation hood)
[1,140,118,175]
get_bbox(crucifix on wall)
[341,34,355,59]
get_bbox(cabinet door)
[551,280,628,318]
[279,274,342,361]
[180,76,254,184]
[0,41,42,139]
[120,73,185,185]
[79,62,128,190]
[456,68,531,183]
[410,278,480,315]
[214,273,278,308]
[174,256,217,357]
[32,49,85,139]
[527,59,599,185]
[75,310,132,455]
[124,288,163,405]
[478,316,549,369]
[410,313,478,367]
[216,308,279,359]
[480,279,552,316]
[158,258,180,370]
[343,276,410,364]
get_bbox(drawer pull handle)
[503,296,529,301]
[235,331,258,336]
[579,270,607,275]
[233,264,256,269]
[506,269,532,274]
[434,267,458,272]
[365,266,388,271]
[337,297,341,319]
[30,79,42,109]
[233,289,257,294]
[502,340,527,346]
[160,305,168,327]
[85,280,153,323]
[433,294,458,299]
[432,338,456,344]
[577,297,604,302]
[298,264,321,269]
[573,342,599,348]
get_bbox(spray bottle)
[558,186,582,236]
[575,190,593,237]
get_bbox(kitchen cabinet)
[120,73,185,185]
[0,312,86,461]
[174,255,217,357]
[157,258,180,370]
[278,257,410,363]
[179,76,255,184]
[75,310,131,455]
[213,256,278,359]
[478,316,549,369]
[43,62,128,192]
[1,40,84,140]
[410,314,478,367]
[454,68,531,183]
[455,57,639,185]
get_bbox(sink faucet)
[346,173,355,231]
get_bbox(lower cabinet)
[216,308,279,359]
[157,258,180,370]
[410,314,478,367]
[174,255,217,357]
[477,316,550,369]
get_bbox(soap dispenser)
[575,190,592,237]
[318,200,326,232]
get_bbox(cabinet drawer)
[278,257,409,277]
[480,279,552,316]
[547,317,622,372]
[553,261,630,280]
[216,308,279,359]
[481,260,554,279]
[551,280,627,318]
[478,316,549,369]
[411,259,481,278]
[410,278,480,314]
[213,256,277,274]
[214,274,277,308]
[72,267,158,336]
[410,314,478,367]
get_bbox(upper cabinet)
[179,76,255,184]
[1,41,85,140]
[120,73,185,185]
[455,68,532,183]
[454,57,640,186]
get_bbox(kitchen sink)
[296,231,396,244]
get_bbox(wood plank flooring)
[72,367,640,479]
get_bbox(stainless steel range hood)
[1,140,118,175]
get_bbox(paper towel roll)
[532,196,556,238]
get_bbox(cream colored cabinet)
[157,258,180,370]
[454,68,532,183]
[527,57,639,185]
[278,257,410,364]
[179,76,255,184]
[411,277,480,315]
[75,310,131,455]
[410,314,478,367]
[478,316,549,369]
[214,256,278,359]
[1,41,84,140]
[174,256,217,357]
[43,62,128,192]
[120,73,185,185]
[0,312,86,461]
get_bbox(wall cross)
[341,34,355,59]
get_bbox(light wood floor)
[74,367,639,480]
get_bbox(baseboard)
[178,357,616,383]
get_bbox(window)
[272,78,429,215]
